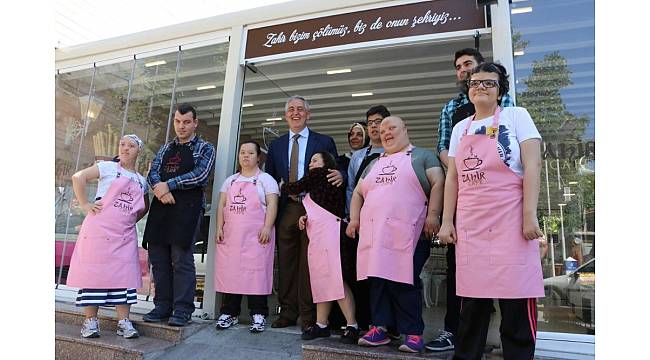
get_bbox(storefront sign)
[245,0,486,59]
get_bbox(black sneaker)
[425,330,455,351]
[340,326,359,344]
[168,311,192,327]
[143,308,171,323]
[301,325,331,340]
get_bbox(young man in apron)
[347,116,445,353]
[142,104,216,327]
[429,48,515,352]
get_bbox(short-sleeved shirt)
[360,146,441,195]
[448,107,541,177]
[220,172,279,210]
[96,161,148,199]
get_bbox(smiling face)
[348,126,365,151]
[380,116,409,154]
[308,153,325,171]
[455,54,480,82]
[118,137,140,164]
[238,143,259,170]
[285,98,310,133]
[173,110,198,143]
[468,71,500,108]
[366,113,383,143]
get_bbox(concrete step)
[55,303,206,343]
[303,337,574,360]
[55,321,175,360]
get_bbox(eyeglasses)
[367,119,383,126]
[467,79,499,89]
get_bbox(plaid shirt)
[437,92,515,153]
[147,135,216,192]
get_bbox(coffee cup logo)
[117,191,134,204]
[379,161,397,176]
[232,188,247,204]
[463,146,483,171]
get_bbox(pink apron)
[357,147,428,285]
[455,107,544,298]
[67,167,145,289]
[214,171,275,295]
[303,193,345,303]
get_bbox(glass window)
[510,0,595,335]
[55,67,95,285]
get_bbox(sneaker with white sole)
[425,330,455,351]
[116,319,139,339]
[249,314,266,333]
[215,314,239,330]
[80,317,100,338]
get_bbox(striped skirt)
[75,288,137,307]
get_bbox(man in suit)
[265,95,344,331]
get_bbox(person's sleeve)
[501,93,516,107]
[265,141,278,181]
[282,170,312,195]
[327,136,347,185]
[219,175,232,194]
[167,143,216,191]
[448,122,463,158]
[512,107,541,143]
[261,173,280,194]
[96,160,114,179]
[346,152,358,207]
[437,101,453,153]
[140,175,149,192]
[147,145,165,188]
[423,149,441,170]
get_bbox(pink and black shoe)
[357,326,391,346]
[398,335,424,353]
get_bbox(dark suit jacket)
[265,128,344,213]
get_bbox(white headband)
[122,134,144,150]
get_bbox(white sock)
[378,326,387,332]
[347,323,358,329]
[316,322,328,328]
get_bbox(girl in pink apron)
[214,141,279,333]
[438,63,544,360]
[283,151,360,344]
[67,134,149,339]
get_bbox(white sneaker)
[215,314,238,330]
[117,319,139,339]
[81,317,100,338]
[249,314,266,333]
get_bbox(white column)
[202,25,246,319]
[490,0,516,103]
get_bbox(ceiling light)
[196,85,216,90]
[242,103,254,108]
[266,117,282,121]
[351,92,373,97]
[327,68,351,75]
[558,203,567,206]
[261,122,275,126]
[569,181,578,185]
[145,60,167,67]
[511,7,533,14]
[513,50,525,56]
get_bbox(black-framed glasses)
[367,118,383,126]
[467,79,499,89]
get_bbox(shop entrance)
[234,34,497,341]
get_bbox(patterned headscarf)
[122,134,144,150]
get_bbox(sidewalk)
[55,300,593,359]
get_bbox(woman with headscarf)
[67,134,150,339]
[337,122,370,172]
